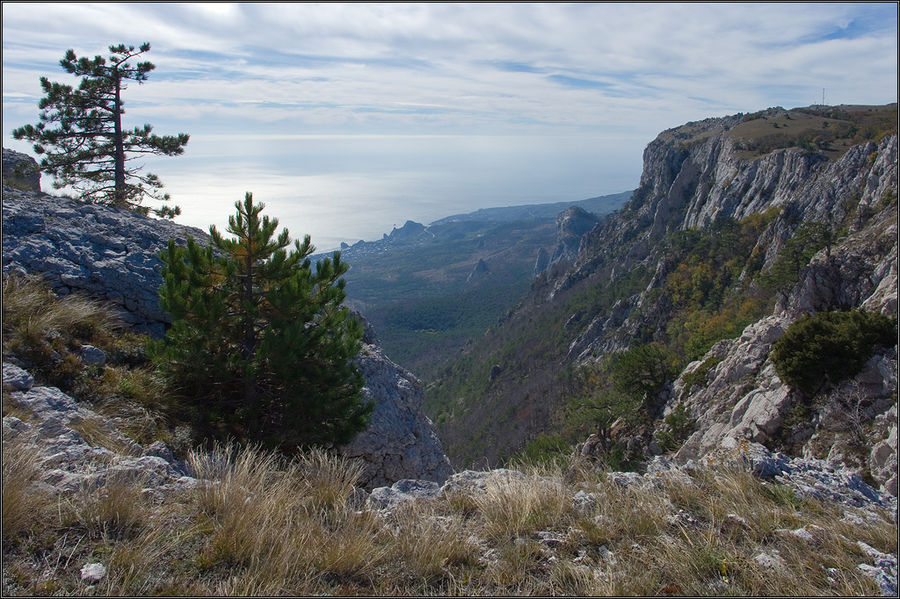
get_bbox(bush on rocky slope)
[771,309,897,396]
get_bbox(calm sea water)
[73,134,646,251]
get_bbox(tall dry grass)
[2,274,123,348]
[67,470,150,540]
[1,433,50,541]
[472,469,573,542]
[3,434,893,596]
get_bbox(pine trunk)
[112,72,127,208]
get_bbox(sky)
[3,2,897,250]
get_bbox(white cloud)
[3,3,896,242]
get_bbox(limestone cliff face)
[562,116,897,495]
[2,179,453,488]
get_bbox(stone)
[79,344,107,366]
[869,405,898,497]
[858,563,898,596]
[341,317,454,490]
[2,148,41,192]
[572,489,597,514]
[366,478,442,511]
[143,440,175,463]
[720,513,749,534]
[2,362,34,391]
[440,468,528,496]
[666,509,701,529]
[753,550,786,571]
[533,530,565,548]
[606,471,646,488]
[79,562,106,584]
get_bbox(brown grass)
[2,274,123,348]
[1,433,50,542]
[2,440,893,596]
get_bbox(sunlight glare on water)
[134,134,642,251]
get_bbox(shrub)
[770,309,897,395]
[153,193,372,450]
[656,403,696,452]
[510,434,572,468]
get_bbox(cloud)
[2,2,895,245]
[4,2,896,142]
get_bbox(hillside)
[315,191,630,379]
[427,104,898,486]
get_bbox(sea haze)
[139,134,643,251]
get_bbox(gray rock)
[2,188,208,336]
[440,468,528,496]
[79,562,106,584]
[366,478,442,510]
[869,405,898,497]
[572,489,597,514]
[4,367,193,495]
[753,550,787,571]
[858,563,897,596]
[79,344,107,366]
[143,440,175,463]
[342,325,454,490]
[3,362,35,391]
[2,148,41,192]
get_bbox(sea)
[23,133,646,252]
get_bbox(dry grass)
[2,441,894,596]
[68,413,140,455]
[2,274,123,350]
[66,470,150,540]
[1,433,50,542]
[473,470,573,542]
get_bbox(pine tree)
[12,43,189,217]
[153,193,372,449]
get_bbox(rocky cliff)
[565,109,898,496]
[2,168,452,490]
[430,105,897,491]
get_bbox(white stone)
[80,562,106,583]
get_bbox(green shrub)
[510,434,572,468]
[153,193,372,450]
[656,403,696,452]
[770,310,897,395]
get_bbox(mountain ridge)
[428,103,898,493]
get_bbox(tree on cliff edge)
[153,193,372,449]
[12,43,188,217]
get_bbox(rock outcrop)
[2,178,453,489]
[2,186,207,337]
[3,362,196,497]
[535,205,600,276]
[2,148,41,192]
[344,320,454,490]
